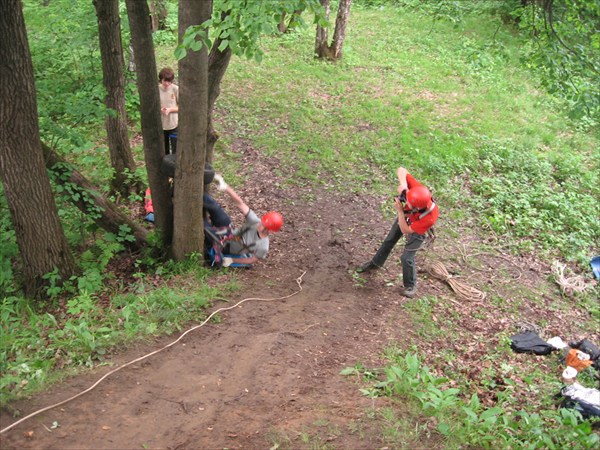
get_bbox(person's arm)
[162,106,179,115]
[397,167,409,195]
[223,185,250,217]
[394,197,414,234]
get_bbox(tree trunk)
[150,0,168,32]
[315,0,332,59]
[330,0,352,59]
[206,37,232,165]
[278,9,304,33]
[315,0,352,61]
[42,143,148,250]
[0,1,75,298]
[125,0,174,246]
[93,0,139,196]
[172,0,212,260]
[278,11,288,33]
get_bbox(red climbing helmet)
[406,186,432,209]
[262,211,284,232]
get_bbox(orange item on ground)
[566,348,594,372]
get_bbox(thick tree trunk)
[172,0,212,260]
[93,0,139,196]
[125,0,174,246]
[42,143,148,250]
[0,1,75,298]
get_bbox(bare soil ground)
[1,140,598,449]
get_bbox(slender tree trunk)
[42,143,148,250]
[315,0,332,58]
[330,0,352,59]
[125,0,174,246]
[315,0,352,61]
[93,0,139,196]
[150,0,168,32]
[278,9,304,33]
[206,38,232,165]
[0,0,75,298]
[172,0,212,260]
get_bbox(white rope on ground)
[551,260,588,296]
[426,260,487,302]
[0,271,307,435]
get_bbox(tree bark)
[330,0,352,59]
[0,0,75,297]
[315,0,352,61]
[315,0,332,59]
[150,0,168,32]
[206,37,232,165]
[125,0,174,246]
[172,0,212,260]
[42,143,148,250]
[93,0,139,196]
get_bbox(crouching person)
[204,174,283,268]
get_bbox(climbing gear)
[205,222,257,268]
[406,185,432,209]
[426,260,487,301]
[262,211,283,232]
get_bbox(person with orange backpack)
[356,167,438,298]
[204,174,283,268]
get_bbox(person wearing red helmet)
[356,167,438,298]
[203,174,283,267]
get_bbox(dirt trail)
[2,140,596,449]
[0,146,410,449]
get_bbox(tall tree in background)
[172,0,212,260]
[0,0,75,297]
[180,1,325,164]
[93,0,139,196]
[315,0,352,61]
[125,0,174,245]
[150,0,169,32]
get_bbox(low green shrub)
[343,350,600,449]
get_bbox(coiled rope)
[426,260,486,302]
[0,271,306,435]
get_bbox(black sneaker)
[400,286,417,298]
[356,261,378,273]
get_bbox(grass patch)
[342,348,600,449]
[0,260,229,404]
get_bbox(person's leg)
[400,232,426,292]
[357,219,403,272]
[372,219,403,267]
[163,130,171,155]
[203,193,231,228]
[169,127,178,154]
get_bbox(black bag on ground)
[569,339,600,361]
[510,331,555,355]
